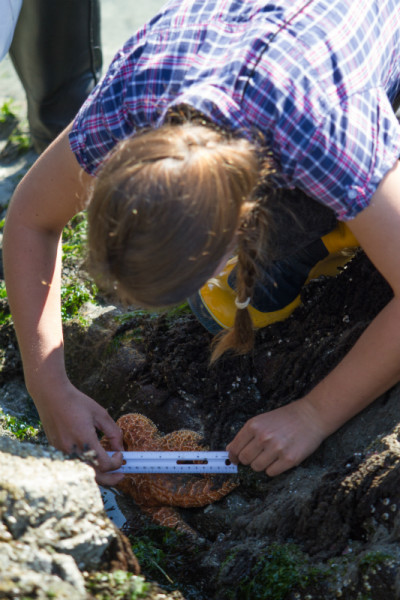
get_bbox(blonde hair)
[87,118,273,360]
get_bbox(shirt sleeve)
[274,88,400,221]
[69,38,142,175]
[69,80,136,175]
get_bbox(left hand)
[228,161,400,477]
[226,398,327,476]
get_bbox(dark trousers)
[9,0,102,153]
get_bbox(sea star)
[102,413,239,534]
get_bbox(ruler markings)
[106,451,238,473]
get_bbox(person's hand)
[34,382,125,486]
[226,398,327,476]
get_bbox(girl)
[3,0,400,485]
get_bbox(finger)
[95,412,124,451]
[237,440,265,466]
[250,448,279,472]
[226,447,239,464]
[265,457,294,477]
[226,428,255,463]
[94,445,125,486]
[96,470,125,486]
[104,449,124,469]
[95,442,123,471]
[65,433,125,485]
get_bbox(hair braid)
[210,196,271,363]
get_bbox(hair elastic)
[235,296,251,310]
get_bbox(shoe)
[188,222,359,333]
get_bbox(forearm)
[1,128,125,481]
[303,295,400,434]
[3,219,68,398]
[3,125,90,399]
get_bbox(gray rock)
[0,543,84,598]
[0,435,138,599]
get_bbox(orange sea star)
[102,413,238,534]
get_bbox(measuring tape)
[107,451,238,474]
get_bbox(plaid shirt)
[70,0,400,220]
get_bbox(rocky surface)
[0,435,141,599]
[68,251,400,600]
[1,158,400,599]
[1,3,400,598]
[4,248,391,600]
[1,202,400,599]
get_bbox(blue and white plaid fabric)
[70,0,400,220]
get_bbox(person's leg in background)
[9,0,102,153]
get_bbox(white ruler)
[107,451,238,474]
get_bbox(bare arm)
[3,126,123,484]
[227,159,400,475]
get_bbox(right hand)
[34,382,125,486]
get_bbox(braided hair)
[210,176,273,362]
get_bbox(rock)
[75,251,400,599]
[0,435,139,599]
[293,424,400,557]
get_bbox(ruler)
[107,451,238,474]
